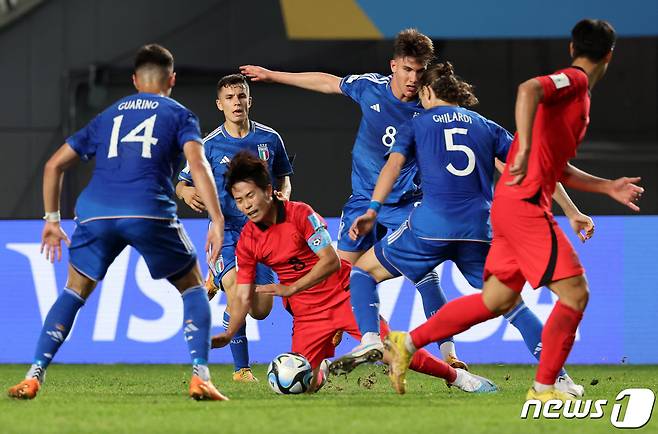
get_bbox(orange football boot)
[189,375,229,401]
[8,378,40,400]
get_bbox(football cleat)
[446,354,469,371]
[7,378,40,400]
[526,386,575,403]
[205,272,220,301]
[555,374,585,397]
[450,368,498,393]
[232,367,258,383]
[384,331,413,395]
[328,341,383,376]
[189,375,229,401]
[314,359,331,393]
[331,330,344,347]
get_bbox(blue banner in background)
[1,216,657,365]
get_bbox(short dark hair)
[225,151,271,195]
[571,19,616,62]
[217,74,250,96]
[393,28,434,65]
[134,44,174,73]
[420,61,478,107]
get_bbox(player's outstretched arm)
[507,79,543,186]
[561,163,644,212]
[553,183,595,242]
[349,152,406,240]
[183,141,225,261]
[175,180,206,213]
[212,283,254,348]
[239,65,342,94]
[41,144,79,262]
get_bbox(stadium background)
[0,0,656,364]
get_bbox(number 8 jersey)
[66,93,202,223]
[340,73,422,203]
[390,106,513,242]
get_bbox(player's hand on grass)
[240,65,273,82]
[211,332,232,349]
[608,177,644,212]
[41,221,70,263]
[349,210,377,240]
[256,284,296,297]
[505,149,529,186]
[180,185,206,213]
[568,212,595,243]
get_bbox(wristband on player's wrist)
[368,201,382,214]
[43,211,61,222]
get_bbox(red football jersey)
[497,67,590,210]
[236,200,351,316]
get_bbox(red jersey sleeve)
[536,68,587,105]
[235,227,258,285]
[290,201,328,240]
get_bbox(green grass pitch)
[1,364,657,434]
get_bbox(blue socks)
[31,288,85,374]
[182,286,211,379]
[223,311,250,371]
[414,271,453,348]
[504,301,567,377]
[349,266,381,335]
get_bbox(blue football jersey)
[340,73,422,203]
[67,93,202,223]
[390,106,513,241]
[178,121,293,230]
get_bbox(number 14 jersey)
[66,93,202,223]
[390,106,513,242]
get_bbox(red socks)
[409,349,457,383]
[536,301,583,385]
[410,294,496,349]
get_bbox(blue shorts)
[337,195,420,252]
[374,220,490,288]
[69,218,197,281]
[212,229,276,291]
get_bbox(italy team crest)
[258,143,270,161]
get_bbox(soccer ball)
[267,352,313,395]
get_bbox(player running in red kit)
[211,151,497,393]
[385,19,645,401]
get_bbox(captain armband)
[307,228,332,253]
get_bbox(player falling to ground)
[176,74,293,383]
[386,19,645,402]
[211,151,498,394]
[8,44,229,401]
[240,29,464,368]
[329,62,590,397]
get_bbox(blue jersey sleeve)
[178,162,193,183]
[272,133,293,178]
[388,120,416,160]
[66,115,101,161]
[486,120,513,162]
[177,110,203,150]
[339,73,381,102]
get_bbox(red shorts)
[291,297,390,369]
[484,196,584,292]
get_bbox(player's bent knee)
[170,263,203,293]
[249,292,273,320]
[550,274,589,312]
